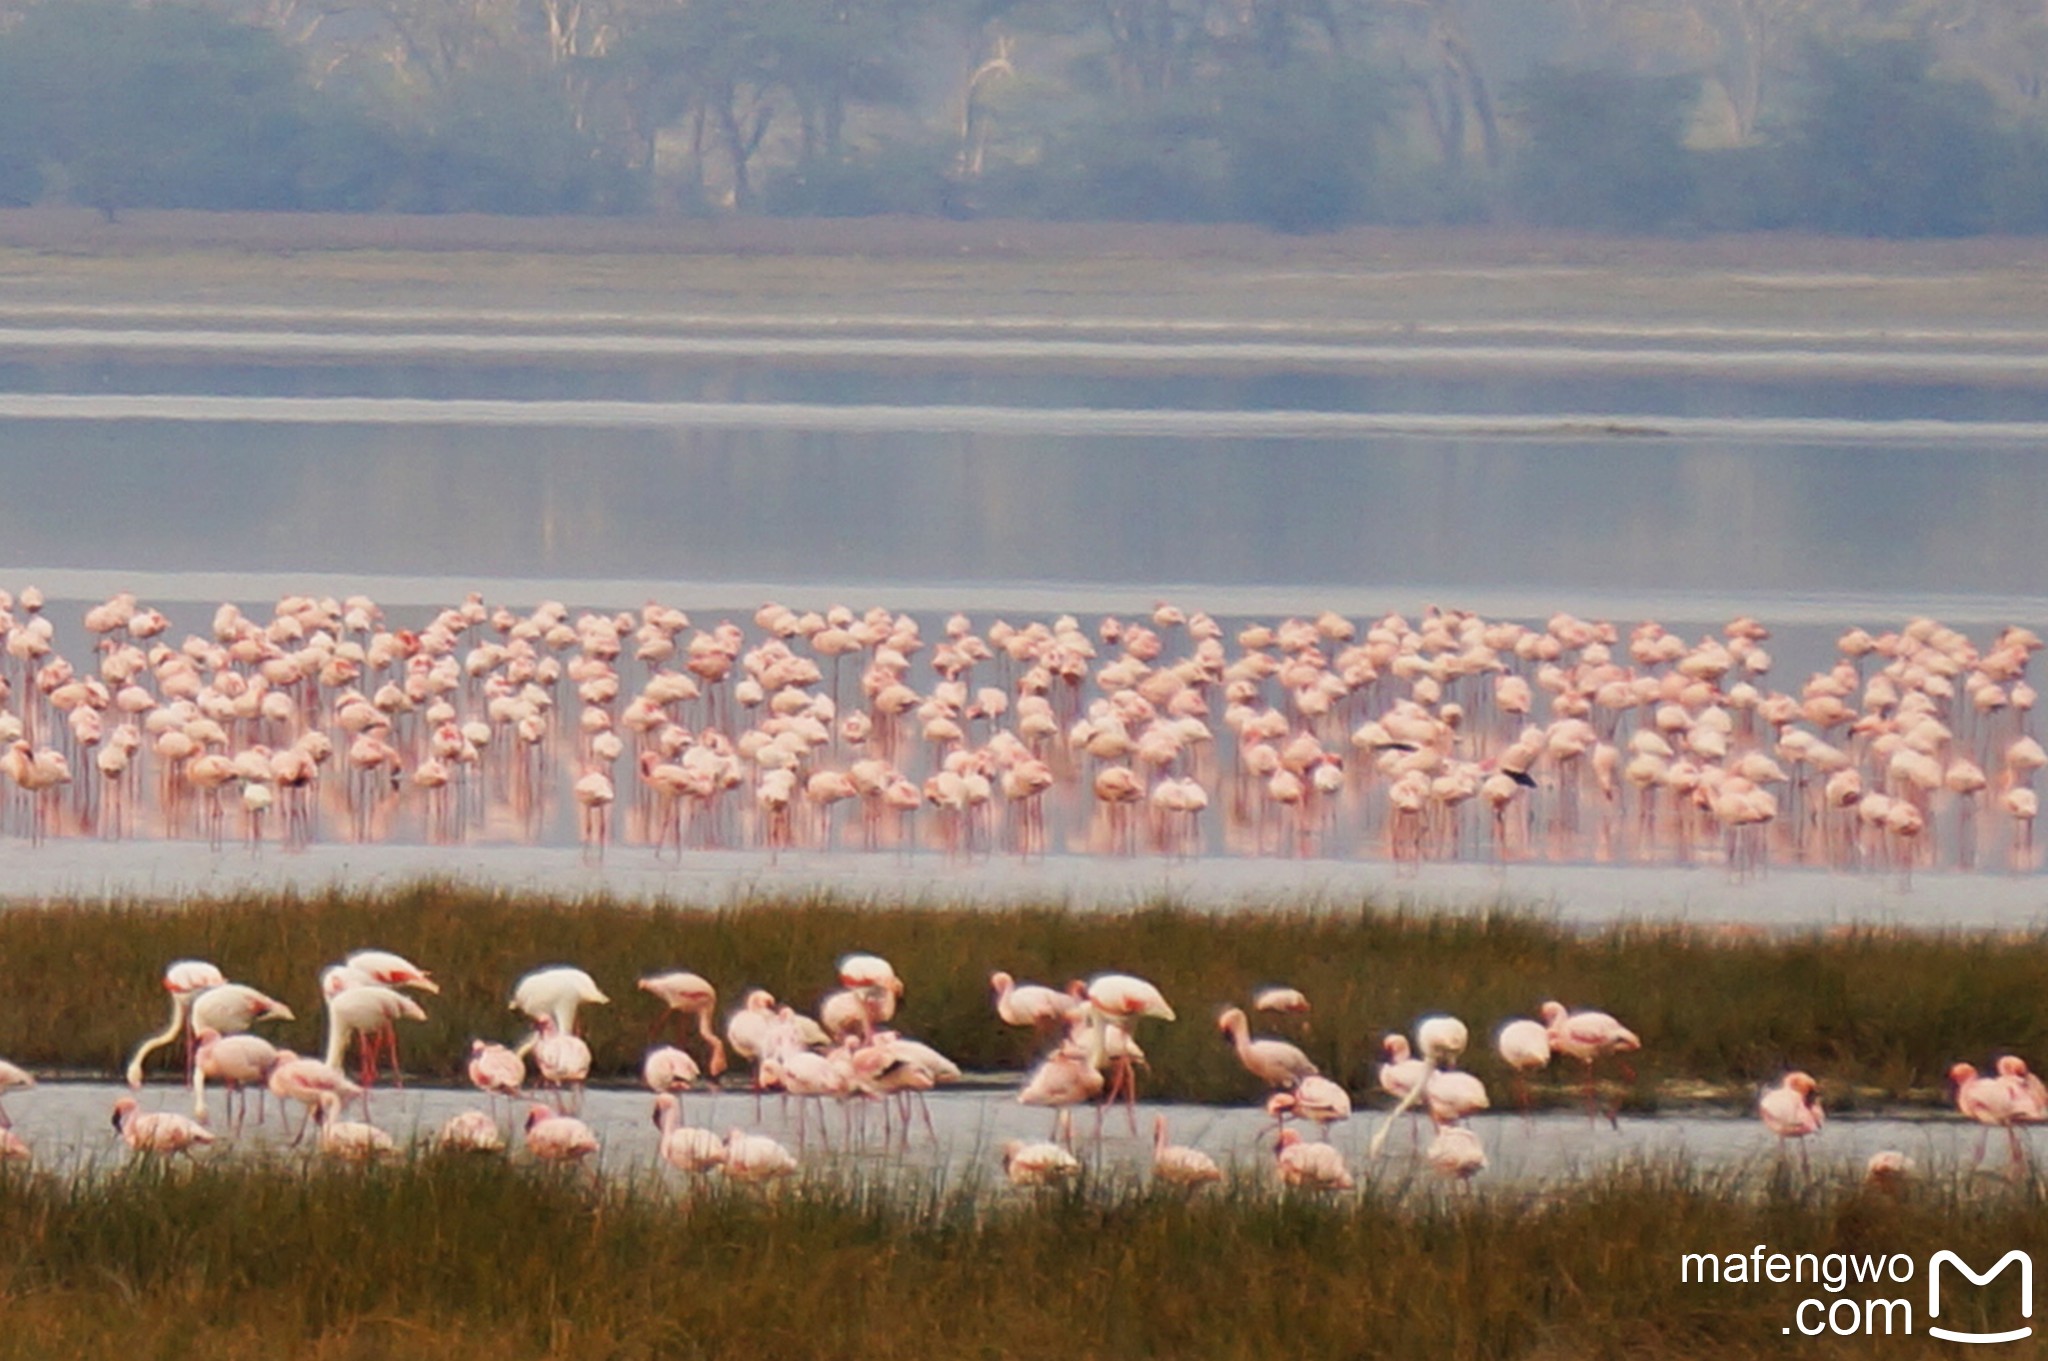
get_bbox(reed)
[1,882,2043,1107]
[0,1152,2033,1359]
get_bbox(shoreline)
[2,842,2043,932]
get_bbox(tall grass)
[1,882,2043,1105]
[0,1153,2035,1359]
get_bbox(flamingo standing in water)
[314,1092,396,1162]
[1953,1058,2048,1172]
[1758,1071,1824,1171]
[1002,1132,1082,1187]
[467,1039,526,1117]
[1540,1000,1640,1127]
[511,965,610,1038]
[124,959,227,1088]
[638,971,727,1075]
[1274,1128,1353,1190]
[0,1059,33,1129]
[322,977,427,1095]
[526,1015,594,1113]
[724,1126,799,1183]
[524,1104,601,1168]
[1495,1018,1553,1114]
[111,1096,215,1157]
[1080,972,1174,1127]
[190,1028,280,1131]
[652,1093,727,1175]
[1151,1114,1223,1187]
[267,1051,361,1144]
[1426,1126,1488,1183]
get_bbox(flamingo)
[189,983,296,1041]
[524,1104,601,1167]
[652,1093,727,1175]
[990,971,1081,1038]
[344,949,439,994]
[190,1028,280,1131]
[111,1096,215,1157]
[1002,1135,1082,1187]
[1265,1074,1352,1140]
[1368,1034,1432,1155]
[124,959,228,1088]
[435,1109,506,1153]
[724,1127,799,1183]
[638,971,727,1075]
[314,1092,396,1162]
[1274,1128,1353,1190]
[267,1051,361,1145]
[1252,986,1312,1017]
[1540,1000,1640,1127]
[1954,1059,2045,1171]
[1495,1018,1553,1113]
[573,769,614,860]
[467,1039,526,1105]
[1425,1126,1488,1182]
[1151,1114,1223,1187]
[1081,972,1174,1123]
[1758,1071,1824,1171]
[1018,1041,1106,1141]
[1415,1014,1470,1067]
[643,1044,701,1095]
[1423,1070,1491,1127]
[757,1045,849,1150]
[0,1059,35,1129]
[1217,1006,1318,1090]
[528,1015,594,1113]
[511,965,610,1038]
[323,982,427,1092]
[837,952,904,999]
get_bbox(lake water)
[1,300,2046,920]
[22,1078,2028,1192]
[4,305,2048,600]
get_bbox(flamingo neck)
[124,991,192,1086]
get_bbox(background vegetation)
[15,883,2048,1108]
[0,0,2044,234]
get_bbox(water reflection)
[0,414,2044,598]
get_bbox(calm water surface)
[2,310,2046,913]
[0,312,2043,602]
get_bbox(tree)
[1780,33,2012,235]
[0,1,325,212]
[1509,64,1698,228]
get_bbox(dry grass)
[3,884,2045,1108]
[0,1152,2032,1359]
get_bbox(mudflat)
[2,209,2046,329]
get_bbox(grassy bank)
[0,1153,2033,1359]
[4,883,2047,1107]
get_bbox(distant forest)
[1,0,2045,234]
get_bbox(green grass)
[5,882,2048,1108]
[0,1153,2035,1358]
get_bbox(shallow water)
[3,307,2048,598]
[22,1079,2022,1191]
[3,305,2048,916]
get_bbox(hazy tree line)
[0,0,2044,233]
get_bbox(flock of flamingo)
[0,946,2030,1191]
[0,585,2042,878]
